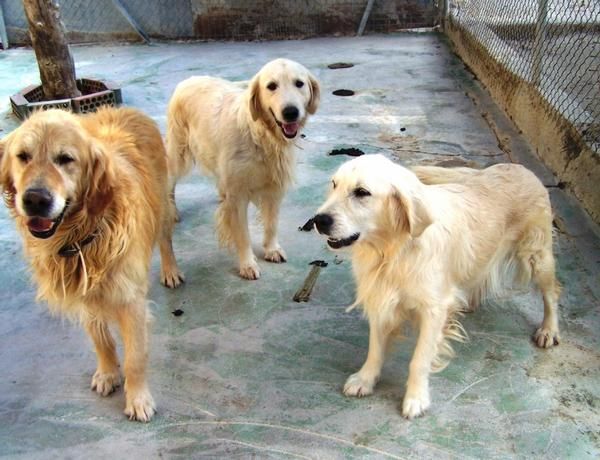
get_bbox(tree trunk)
[22,0,81,100]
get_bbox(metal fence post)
[531,0,549,87]
[357,0,375,36]
[439,0,449,31]
[0,0,9,49]
[111,0,150,44]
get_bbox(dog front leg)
[402,309,446,419]
[344,318,391,397]
[116,301,155,422]
[217,194,260,280]
[259,190,287,263]
[84,318,121,396]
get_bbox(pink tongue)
[27,217,54,232]
[283,122,299,136]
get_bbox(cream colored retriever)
[166,58,320,279]
[0,107,184,422]
[313,154,560,418]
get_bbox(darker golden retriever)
[0,107,184,421]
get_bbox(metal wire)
[448,0,600,153]
[2,0,438,43]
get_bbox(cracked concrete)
[0,33,599,458]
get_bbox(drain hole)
[329,147,364,157]
[332,89,355,96]
[328,62,354,69]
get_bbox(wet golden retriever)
[0,107,184,422]
[166,58,320,279]
[312,155,560,418]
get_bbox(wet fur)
[0,107,184,422]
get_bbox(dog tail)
[165,101,195,186]
[411,165,480,185]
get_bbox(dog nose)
[22,188,53,216]
[282,105,299,122]
[313,213,333,234]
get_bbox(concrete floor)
[0,34,599,459]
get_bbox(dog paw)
[402,389,430,419]
[343,372,376,397]
[239,261,260,280]
[91,370,121,397]
[264,247,287,263]
[161,268,185,289]
[533,327,560,348]
[124,388,156,422]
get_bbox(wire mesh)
[2,0,438,43]
[448,0,600,154]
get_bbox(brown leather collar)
[58,230,99,257]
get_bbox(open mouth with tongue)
[26,203,68,239]
[327,233,360,249]
[269,109,300,139]
[280,121,299,139]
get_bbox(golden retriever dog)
[166,58,320,279]
[312,154,560,418]
[0,107,185,422]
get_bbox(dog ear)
[388,187,432,238]
[84,141,115,216]
[248,77,262,122]
[0,134,15,197]
[0,136,7,188]
[307,73,321,115]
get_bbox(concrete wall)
[0,0,437,45]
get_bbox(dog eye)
[16,152,31,163]
[332,180,337,189]
[295,80,304,88]
[55,153,75,166]
[267,82,278,91]
[353,187,371,198]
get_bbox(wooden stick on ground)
[293,260,328,302]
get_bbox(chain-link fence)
[446,0,599,154]
[0,0,437,45]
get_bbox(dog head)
[313,154,432,250]
[248,58,320,140]
[0,109,114,239]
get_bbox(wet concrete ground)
[0,34,598,459]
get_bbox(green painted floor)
[0,34,598,459]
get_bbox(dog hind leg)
[530,247,561,348]
[516,222,561,348]
[159,197,185,289]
